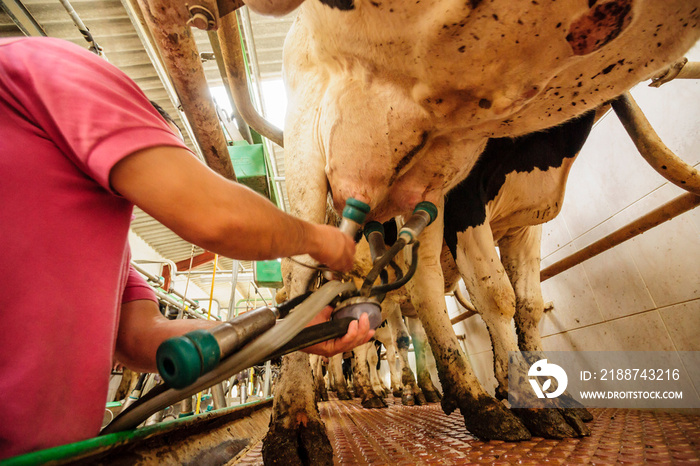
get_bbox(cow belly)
[487,164,571,239]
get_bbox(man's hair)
[150,100,182,133]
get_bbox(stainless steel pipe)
[612,93,700,196]
[216,11,284,147]
[540,193,700,282]
[137,0,237,181]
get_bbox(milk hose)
[101,280,355,434]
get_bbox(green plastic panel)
[228,144,269,198]
[1,399,272,466]
[254,260,283,289]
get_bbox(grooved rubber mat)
[237,397,700,465]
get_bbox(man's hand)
[308,224,356,272]
[301,305,374,357]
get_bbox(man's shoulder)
[0,37,106,69]
[1,36,83,52]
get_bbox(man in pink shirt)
[0,37,373,458]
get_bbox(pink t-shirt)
[123,265,158,304]
[0,37,186,458]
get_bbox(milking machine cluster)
[102,198,436,434]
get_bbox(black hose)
[264,317,356,360]
[276,291,313,318]
[360,238,407,296]
[388,260,404,281]
[370,241,420,296]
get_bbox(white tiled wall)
[451,44,700,404]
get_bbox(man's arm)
[115,300,373,372]
[112,147,372,366]
[110,145,354,272]
[114,299,217,373]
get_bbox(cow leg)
[375,302,404,398]
[406,206,530,441]
[328,354,352,400]
[262,135,334,464]
[406,316,442,403]
[382,330,403,398]
[367,343,388,397]
[457,224,578,439]
[262,352,333,465]
[389,306,425,406]
[353,342,387,409]
[310,355,329,402]
[500,226,593,430]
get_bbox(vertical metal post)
[211,382,228,409]
[240,372,248,404]
[216,11,283,147]
[120,0,203,159]
[179,396,194,417]
[136,0,237,181]
[263,360,272,398]
[228,259,240,319]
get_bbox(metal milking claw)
[332,296,383,330]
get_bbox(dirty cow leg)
[457,224,581,439]
[407,207,530,441]
[382,301,418,406]
[310,355,329,402]
[406,316,442,403]
[499,226,546,354]
[262,134,335,464]
[262,352,333,466]
[390,304,426,405]
[353,342,387,409]
[372,321,397,398]
[328,354,353,400]
[392,310,423,406]
[500,226,593,429]
[367,342,388,397]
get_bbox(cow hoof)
[401,392,415,406]
[335,389,353,401]
[553,391,594,422]
[560,409,592,436]
[362,396,388,409]
[423,390,442,403]
[262,417,333,465]
[415,392,428,406]
[393,389,403,398]
[453,395,531,441]
[570,407,594,422]
[513,408,581,439]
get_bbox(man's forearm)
[110,146,354,271]
[115,299,217,373]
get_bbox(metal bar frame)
[0,0,46,36]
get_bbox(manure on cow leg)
[422,389,441,403]
[560,408,592,436]
[512,407,589,439]
[334,387,353,400]
[361,392,388,409]
[450,393,532,441]
[401,389,415,406]
[262,417,334,466]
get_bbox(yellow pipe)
[196,254,219,414]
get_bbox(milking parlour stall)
[1,0,699,465]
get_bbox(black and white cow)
[255,0,700,462]
[439,108,599,437]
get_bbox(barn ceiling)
[0,0,296,313]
